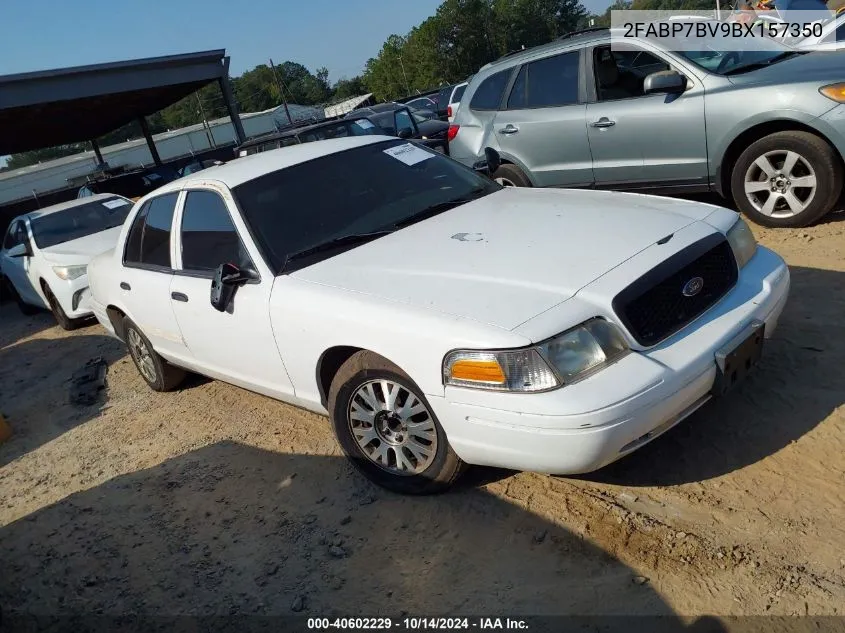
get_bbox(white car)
[1,194,134,329]
[790,14,845,50]
[447,81,468,124]
[87,136,790,494]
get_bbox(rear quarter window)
[469,69,513,111]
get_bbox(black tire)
[492,163,532,187]
[2,277,40,316]
[328,351,465,495]
[123,317,186,392]
[730,131,843,228]
[42,283,85,330]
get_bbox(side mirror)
[484,147,501,175]
[397,128,413,139]
[643,70,687,95]
[7,242,31,258]
[210,263,254,312]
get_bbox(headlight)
[819,83,845,103]
[443,318,630,393]
[726,216,757,269]
[52,265,87,280]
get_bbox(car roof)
[481,29,611,71]
[18,193,128,222]
[155,135,395,191]
[239,117,371,148]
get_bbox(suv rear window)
[452,84,467,102]
[469,70,512,111]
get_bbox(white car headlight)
[52,265,87,280]
[443,318,630,393]
[726,216,757,269]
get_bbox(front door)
[1,220,41,305]
[491,49,594,187]
[585,44,708,188]
[169,188,294,400]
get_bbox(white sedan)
[1,194,133,329]
[87,136,790,494]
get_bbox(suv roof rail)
[557,27,609,40]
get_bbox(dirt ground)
[1,209,844,630]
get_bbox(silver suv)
[449,27,845,227]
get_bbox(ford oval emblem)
[682,276,704,297]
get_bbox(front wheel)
[124,317,186,392]
[43,283,85,330]
[730,131,843,228]
[328,351,465,494]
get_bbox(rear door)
[492,49,593,187]
[118,192,187,361]
[585,44,708,188]
[169,188,294,399]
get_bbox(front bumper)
[428,246,790,474]
[49,274,94,319]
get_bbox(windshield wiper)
[393,187,489,229]
[282,229,394,271]
[723,51,803,75]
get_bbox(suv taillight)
[447,105,453,118]
[447,125,460,142]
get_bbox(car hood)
[726,50,845,85]
[38,226,123,264]
[291,188,720,330]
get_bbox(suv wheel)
[731,131,842,228]
[328,351,465,494]
[492,164,532,187]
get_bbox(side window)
[395,110,416,136]
[594,46,670,101]
[124,193,178,268]
[834,23,845,42]
[520,51,580,109]
[507,66,528,109]
[180,191,252,273]
[469,69,512,111]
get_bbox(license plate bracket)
[711,320,765,397]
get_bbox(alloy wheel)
[744,150,817,218]
[347,379,438,475]
[127,328,157,383]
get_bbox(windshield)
[30,197,132,249]
[232,139,500,274]
[665,32,794,74]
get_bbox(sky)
[0,0,613,81]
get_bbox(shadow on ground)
[0,444,727,632]
[0,328,125,467]
[581,265,845,487]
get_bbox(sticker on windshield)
[355,119,376,129]
[383,143,433,166]
[102,199,130,210]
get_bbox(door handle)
[171,292,189,303]
[590,117,616,128]
[120,282,131,291]
[498,125,519,135]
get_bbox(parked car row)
[448,25,845,228]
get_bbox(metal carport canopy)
[0,49,245,156]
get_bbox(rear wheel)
[731,131,843,228]
[328,351,465,494]
[123,317,186,392]
[492,163,532,188]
